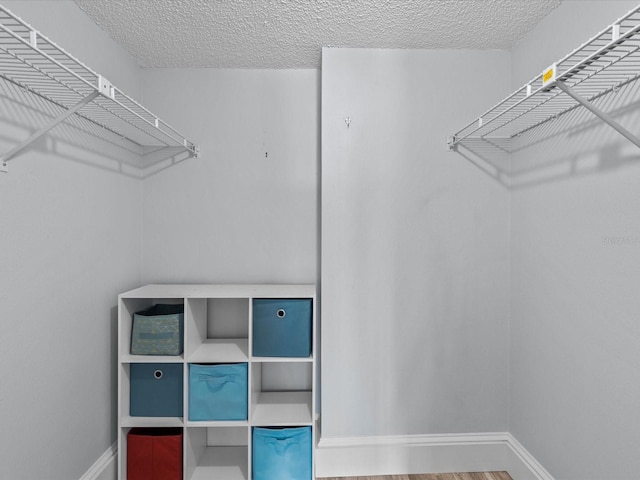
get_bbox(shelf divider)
[118,285,316,480]
[188,339,249,364]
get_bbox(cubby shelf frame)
[118,284,317,480]
[0,4,199,172]
[448,3,640,151]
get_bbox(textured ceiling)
[74,0,561,69]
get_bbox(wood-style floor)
[320,472,512,480]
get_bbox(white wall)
[5,2,640,479]
[140,68,319,285]
[509,2,640,479]
[0,2,143,479]
[321,49,510,438]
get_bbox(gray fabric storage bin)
[131,304,184,355]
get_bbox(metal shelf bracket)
[1,90,100,173]
[555,80,640,149]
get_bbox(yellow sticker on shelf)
[542,64,556,87]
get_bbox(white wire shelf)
[448,3,640,151]
[0,4,199,172]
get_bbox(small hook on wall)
[345,117,351,128]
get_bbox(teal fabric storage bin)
[253,299,312,357]
[130,363,183,417]
[252,427,312,480]
[131,304,184,355]
[188,363,248,421]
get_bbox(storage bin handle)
[276,308,286,318]
[199,374,238,393]
[263,436,297,455]
[153,369,163,379]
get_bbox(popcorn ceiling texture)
[74,0,561,69]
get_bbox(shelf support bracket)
[1,90,101,172]
[555,80,640,149]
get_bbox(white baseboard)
[78,443,116,480]
[81,432,554,480]
[505,435,555,480]
[316,432,555,480]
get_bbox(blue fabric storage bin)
[253,299,312,357]
[252,427,312,480]
[188,363,248,421]
[131,304,184,356]
[130,363,183,417]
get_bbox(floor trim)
[78,443,116,480]
[81,433,554,480]
[316,432,555,480]
[505,435,555,480]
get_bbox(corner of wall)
[78,444,116,480]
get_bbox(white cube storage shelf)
[118,284,317,480]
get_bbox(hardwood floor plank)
[470,474,490,480]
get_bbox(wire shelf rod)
[0,22,97,94]
[478,40,640,139]
[0,27,173,146]
[0,3,198,164]
[0,73,146,145]
[449,4,640,149]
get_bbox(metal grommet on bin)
[153,369,163,380]
[276,308,286,318]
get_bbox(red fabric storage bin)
[127,428,182,480]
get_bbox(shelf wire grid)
[450,4,640,148]
[0,5,197,156]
